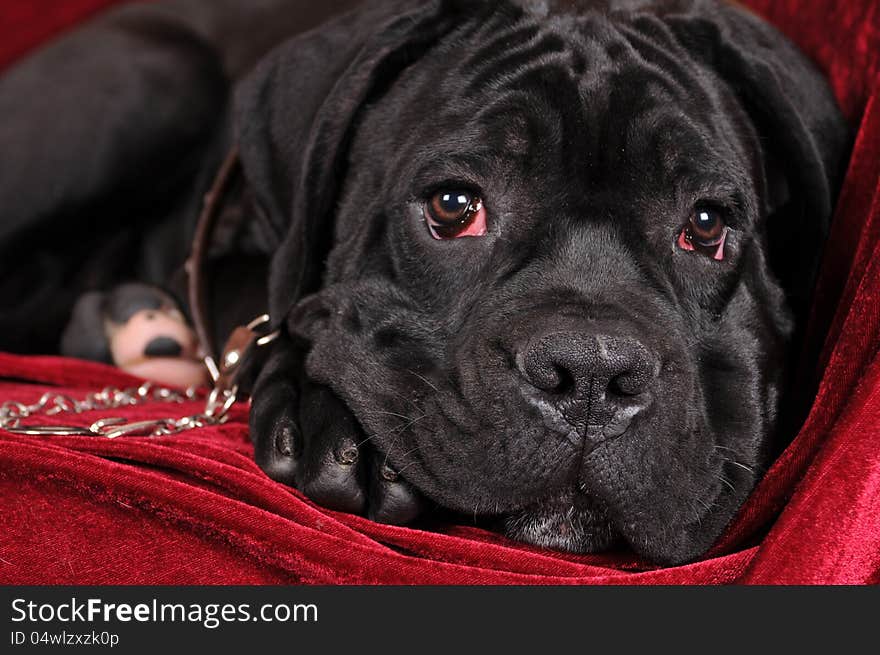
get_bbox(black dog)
[0,0,848,564]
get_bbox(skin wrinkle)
[243,0,848,565]
[464,34,570,96]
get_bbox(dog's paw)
[61,283,208,387]
[249,338,424,524]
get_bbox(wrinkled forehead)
[381,8,753,186]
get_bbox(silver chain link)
[0,314,279,439]
[0,380,238,438]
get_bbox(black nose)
[516,330,659,421]
[144,336,183,358]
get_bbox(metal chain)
[0,381,238,438]
[0,314,279,439]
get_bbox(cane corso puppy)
[0,0,848,564]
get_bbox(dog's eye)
[424,190,487,239]
[677,205,729,261]
[689,207,725,243]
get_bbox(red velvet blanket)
[1,0,878,584]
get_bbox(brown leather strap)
[186,145,241,371]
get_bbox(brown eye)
[424,190,487,239]
[677,205,730,261]
[687,206,726,246]
[428,190,477,224]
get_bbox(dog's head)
[237,0,848,563]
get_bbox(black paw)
[249,338,425,524]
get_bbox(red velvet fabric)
[1,0,878,584]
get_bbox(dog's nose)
[516,330,659,406]
[144,336,183,358]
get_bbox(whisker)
[715,474,736,493]
[694,496,714,513]
[687,500,704,527]
[384,441,424,469]
[711,448,757,474]
[356,412,432,448]
[406,369,439,393]
[355,432,380,449]
[713,444,749,458]
[360,419,427,446]
[381,386,425,411]
[394,457,423,476]
[386,446,421,475]
[368,410,423,422]
[721,458,755,473]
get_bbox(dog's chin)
[501,492,619,554]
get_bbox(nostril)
[547,364,576,395]
[607,374,628,398]
[515,350,576,395]
[608,370,650,397]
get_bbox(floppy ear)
[661,0,850,317]
[234,0,471,329]
[60,292,113,364]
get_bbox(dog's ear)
[60,291,113,364]
[660,0,850,317]
[234,0,471,327]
